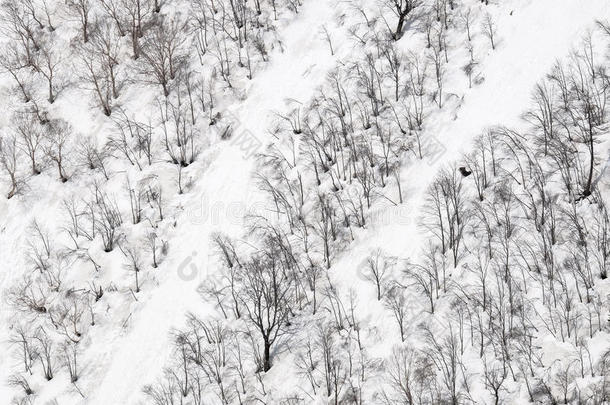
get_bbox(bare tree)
[145,230,159,268]
[43,119,70,182]
[33,327,55,380]
[139,16,187,96]
[568,50,608,198]
[482,13,496,50]
[460,8,473,42]
[0,132,21,198]
[121,0,152,59]
[405,52,428,130]
[389,0,422,40]
[61,341,79,382]
[424,325,464,405]
[405,244,444,313]
[362,249,395,300]
[90,19,123,99]
[383,284,410,342]
[8,373,34,396]
[428,34,445,108]
[76,135,110,179]
[99,0,126,37]
[6,276,49,315]
[0,2,42,66]
[483,357,507,405]
[13,113,44,175]
[0,44,34,102]
[66,0,92,43]
[9,324,36,375]
[78,47,113,116]
[423,168,469,268]
[119,241,144,292]
[238,241,294,372]
[33,39,63,103]
[87,187,123,252]
[382,346,435,404]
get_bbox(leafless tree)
[482,13,496,50]
[61,341,79,382]
[238,241,294,372]
[0,132,21,198]
[423,325,464,405]
[0,44,34,102]
[483,357,507,405]
[159,96,197,166]
[76,135,110,179]
[119,240,144,292]
[125,175,144,224]
[382,346,435,404]
[90,20,123,99]
[460,8,473,42]
[8,373,33,396]
[33,327,55,380]
[66,0,92,43]
[145,230,159,268]
[139,16,187,96]
[107,110,154,170]
[383,284,409,342]
[362,249,395,300]
[428,35,445,108]
[405,244,444,313]
[388,0,422,40]
[121,0,152,59]
[88,187,123,252]
[33,38,63,103]
[13,113,44,175]
[98,0,126,36]
[381,41,404,102]
[6,276,49,315]
[9,324,37,375]
[43,119,70,182]
[424,168,469,267]
[567,49,608,198]
[0,2,42,66]
[78,47,113,116]
[405,52,428,130]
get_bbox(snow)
[82,1,341,403]
[0,0,609,403]
[390,0,610,254]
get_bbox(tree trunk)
[394,14,406,40]
[263,340,271,372]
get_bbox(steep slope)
[86,3,340,403]
[0,0,609,404]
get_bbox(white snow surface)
[0,0,609,403]
[86,2,339,403]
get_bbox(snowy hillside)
[0,0,609,404]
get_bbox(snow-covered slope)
[0,0,609,404]
[86,3,340,402]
